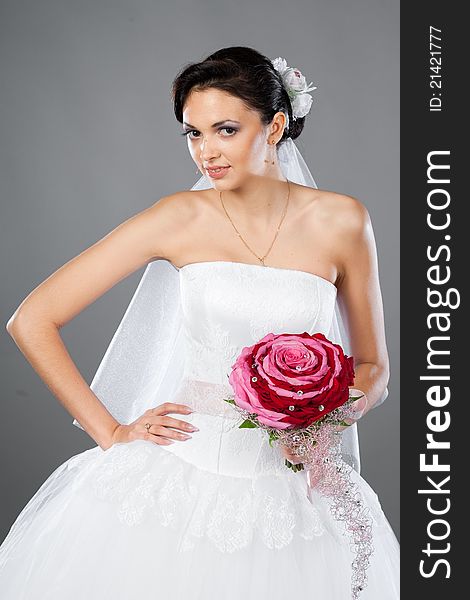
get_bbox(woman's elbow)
[381,360,390,388]
[6,307,23,336]
[374,359,390,409]
[5,306,48,340]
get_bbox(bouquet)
[223,331,364,472]
[223,331,373,599]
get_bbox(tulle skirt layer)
[0,439,399,599]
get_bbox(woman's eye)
[181,127,237,139]
[220,127,237,135]
[181,130,199,139]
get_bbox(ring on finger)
[144,422,152,433]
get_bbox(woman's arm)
[334,195,390,416]
[6,193,190,450]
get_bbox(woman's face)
[181,87,284,188]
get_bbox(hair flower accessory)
[271,57,317,119]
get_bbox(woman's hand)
[109,402,199,449]
[279,390,368,456]
[334,390,368,432]
[279,443,303,465]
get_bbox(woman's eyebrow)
[183,120,241,129]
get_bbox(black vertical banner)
[401,3,465,597]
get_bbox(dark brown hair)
[171,46,305,147]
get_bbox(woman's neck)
[217,175,290,227]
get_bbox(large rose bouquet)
[223,331,373,599]
[223,331,364,472]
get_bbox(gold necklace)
[219,179,290,266]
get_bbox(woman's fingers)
[279,443,303,464]
[146,423,193,442]
[151,403,193,416]
[350,394,368,419]
[146,435,175,446]
[155,414,199,433]
[333,395,369,432]
[140,403,199,446]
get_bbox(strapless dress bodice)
[165,260,341,475]
[178,260,338,386]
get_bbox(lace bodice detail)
[179,261,338,385]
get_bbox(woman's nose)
[199,137,220,162]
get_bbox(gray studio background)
[0,0,400,539]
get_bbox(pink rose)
[228,332,355,429]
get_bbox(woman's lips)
[206,166,231,179]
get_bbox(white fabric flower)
[271,56,317,119]
[271,57,289,75]
[291,93,314,119]
[284,68,308,93]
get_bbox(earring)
[263,139,276,165]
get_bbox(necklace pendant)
[219,179,290,269]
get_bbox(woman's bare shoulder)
[151,189,211,220]
[144,189,212,261]
[302,187,370,234]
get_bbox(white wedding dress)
[0,260,399,599]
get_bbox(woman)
[0,46,399,598]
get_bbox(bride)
[0,46,399,598]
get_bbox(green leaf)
[268,431,279,447]
[239,419,257,429]
[285,459,304,472]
